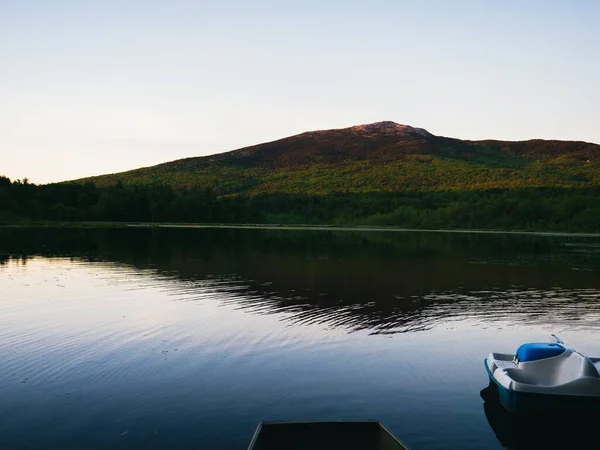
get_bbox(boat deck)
[248,421,410,450]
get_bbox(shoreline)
[130,223,600,237]
[2,221,599,238]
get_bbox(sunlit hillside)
[73,121,600,194]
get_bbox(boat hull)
[481,384,600,448]
[484,359,600,414]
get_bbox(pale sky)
[1,0,599,184]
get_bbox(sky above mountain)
[2,0,599,183]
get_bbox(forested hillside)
[74,122,600,194]
[2,122,599,231]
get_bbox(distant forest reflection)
[2,227,600,333]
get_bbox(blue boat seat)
[515,343,565,363]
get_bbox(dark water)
[1,227,600,449]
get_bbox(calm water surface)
[1,227,600,449]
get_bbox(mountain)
[75,121,599,194]
[3,122,600,230]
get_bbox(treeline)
[1,176,599,231]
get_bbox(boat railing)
[551,334,564,345]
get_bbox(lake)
[1,226,600,449]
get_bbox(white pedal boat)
[484,334,600,414]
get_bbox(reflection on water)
[1,227,600,450]
[2,227,600,334]
[480,385,600,449]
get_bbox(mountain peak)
[349,121,433,138]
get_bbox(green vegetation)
[71,124,600,195]
[2,123,599,231]
[76,155,600,195]
[1,176,599,232]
